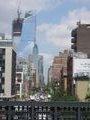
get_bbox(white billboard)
[73,58,90,77]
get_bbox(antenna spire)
[34,15,36,45]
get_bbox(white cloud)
[0,0,62,34]
[66,0,90,2]
[37,23,71,49]
[78,0,90,2]
[21,0,62,13]
[38,7,90,49]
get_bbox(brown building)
[24,80,32,95]
[71,22,90,57]
[48,50,73,94]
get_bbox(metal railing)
[0,101,90,120]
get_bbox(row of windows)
[0,49,5,94]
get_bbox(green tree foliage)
[85,92,90,101]
[45,81,79,101]
[31,87,41,94]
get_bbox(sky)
[0,0,90,83]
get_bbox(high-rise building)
[38,55,44,87]
[12,10,23,37]
[71,22,90,57]
[12,12,23,52]
[0,38,16,98]
[33,43,39,87]
[16,57,29,98]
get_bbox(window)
[2,84,4,90]
[0,73,2,77]
[0,49,2,54]
[2,78,5,84]
[3,55,5,60]
[2,73,5,78]
[0,49,5,54]
[1,89,4,93]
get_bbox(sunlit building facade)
[0,37,16,98]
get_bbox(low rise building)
[73,52,90,101]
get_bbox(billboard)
[73,58,90,77]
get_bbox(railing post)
[77,107,81,120]
[7,106,12,120]
[31,106,34,120]
[54,107,57,120]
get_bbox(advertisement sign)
[73,58,90,77]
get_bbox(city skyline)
[0,0,90,82]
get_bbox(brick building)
[48,50,73,94]
[71,22,90,57]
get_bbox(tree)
[45,81,79,101]
[85,93,90,101]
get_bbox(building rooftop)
[0,39,13,47]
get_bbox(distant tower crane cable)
[34,14,36,45]
[17,0,21,19]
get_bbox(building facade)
[71,22,90,57]
[38,55,44,87]
[48,50,72,94]
[0,38,16,98]
[72,52,90,101]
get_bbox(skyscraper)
[32,43,39,87]
[38,55,44,87]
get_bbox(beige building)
[75,80,89,101]
[73,53,90,101]
[0,38,16,98]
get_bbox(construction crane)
[17,0,21,19]
[12,0,23,37]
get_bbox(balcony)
[71,38,76,43]
[71,44,77,51]
[71,28,77,37]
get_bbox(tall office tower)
[12,18,23,37]
[12,8,23,37]
[71,22,90,57]
[12,10,23,51]
[33,43,39,87]
[0,36,16,98]
[38,55,44,87]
